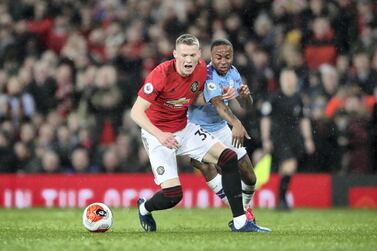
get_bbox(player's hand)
[156,131,180,150]
[231,122,251,148]
[262,139,273,153]
[304,138,315,154]
[237,84,251,98]
[221,86,236,100]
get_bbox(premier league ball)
[82,202,113,232]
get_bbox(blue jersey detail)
[188,63,242,132]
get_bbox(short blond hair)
[176,34,200,48]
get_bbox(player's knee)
[162,185,183,207]
[217,148,238,174]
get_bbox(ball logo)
[156,166,165,175]
[191,81,199,93]
[86,205,107,223]
[207,82,216,91]
[144,83,154,94]
[96,209,107,217]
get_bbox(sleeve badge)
[143,83,154,94]
[207,82,216,91]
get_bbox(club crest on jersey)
[156,166,165,175]
[144,83,154,94]
[207,82,216,91]
[191,81,199,93]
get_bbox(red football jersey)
[138,59,207,132]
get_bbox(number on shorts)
[195,128,209,141]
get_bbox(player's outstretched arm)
[210,96,250,148]
[130,97,179,149]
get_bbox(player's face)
[211,45,233,76]
[173,44,201,77]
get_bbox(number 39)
[195,128,209,141]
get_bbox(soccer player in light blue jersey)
[188,39,270,231]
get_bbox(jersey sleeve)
[137,68,163,102]
[203,79,223,103]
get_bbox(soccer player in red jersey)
[131,34,270,232]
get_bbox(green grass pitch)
[1,208,376,251]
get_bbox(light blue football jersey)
[188,63,242,132]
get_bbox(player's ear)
[173,50,177,58]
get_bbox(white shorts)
[210,125,247,160]
[141,122,220,185]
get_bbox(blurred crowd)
[0,0,376,174]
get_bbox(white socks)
[241,182,255,209]
[207,174,256,209]
[207,174,229,205]
[233,214,247,229]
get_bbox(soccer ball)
[82,202,113,232]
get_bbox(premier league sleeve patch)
[143,83,154,94]
[207,82,217,91]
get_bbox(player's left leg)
[181,123,271,232]
[138,178,183,232]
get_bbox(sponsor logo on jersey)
[165,98,190,107]
[144,83,154,94]
[191,81,199,92]
[156,166,165,175]
[207,82,216,91]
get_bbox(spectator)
[307,96,340,172]
[68,147,98,173]
[100,148,122,173]
[28,61,57,114]
[52,125,74,169]
[0,130,15,173]
[88,65,122,147]
[13,141,33,173]
[350,51,377,95]
[40,150,61,174]
[0,77,35,128]
[341,94,370,174]
[54,63,73,117]
[303,16,337,70]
